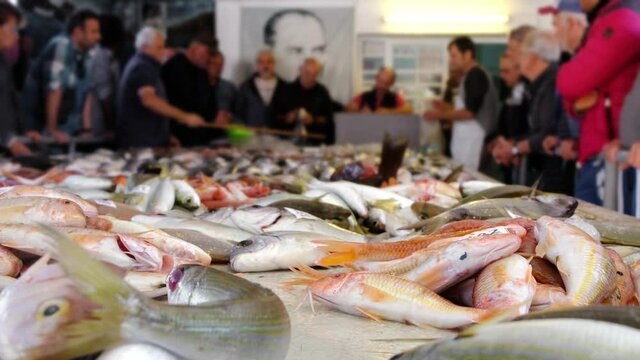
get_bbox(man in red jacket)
[556,0,640,206]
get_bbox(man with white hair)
[493,31,572,193]
[236,49,289,128]
[116,27,205,148]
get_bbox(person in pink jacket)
[556,0,640,206]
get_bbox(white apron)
[450,94,485,170]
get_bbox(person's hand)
[182,113,206,128]
[284,110,297,124]
[627,142,640,169]
[516,140,530,156]
[25,130,42,143]
[9,141,31,157]
[214,111,233,125]
[492,136,514,165]
[574,91,598,114]
[431,99,447,110]
[169,135,181,148]
[559,139,578,161]
[362,105,372,114]
[50,129,70,144]
[603,139,621,164]
[423,110,441,122]
[543,135,559,155]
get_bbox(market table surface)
[214,266,456,360]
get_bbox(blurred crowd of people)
[424,0,640,217]
[1,0,640,215]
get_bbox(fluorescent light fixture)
[384,14,509,25]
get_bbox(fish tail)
[313,240,361,266]
[283,263,326,288]
[37,225,140,358]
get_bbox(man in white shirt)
[236,49,289,128]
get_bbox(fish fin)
[361,283,394,303]
[36,225,138,358]
[528,177,542,199]
[283,263,326,288]
[314,240,361,267]
[356,305,385,322]
[554,256,569,277]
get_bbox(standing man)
[556,0,640,206]
[424,36,497,170]
[0,2,41,156]
[22,9,101,143]
[346,67,412,114]
[236,49,290,128]
[491,52,529,184]
[207,50,237,126]
[116,27,205,149]
[282,58,335,144]
[494,31,572,193]
[161,33,220,146]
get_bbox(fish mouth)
[310,293,340,307]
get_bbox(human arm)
[138,86,204,127]
[45,89,69,143]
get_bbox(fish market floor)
[214,266,456,360]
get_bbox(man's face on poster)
[268,12,327,81]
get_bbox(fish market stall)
[1,142,640,360]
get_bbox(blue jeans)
[621,168,639,217]
[575,157,605,206]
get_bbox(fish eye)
[37,299,70,321]
[330,273,343,279]
[238,240,254,247]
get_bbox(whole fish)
[57,175,114,190]
[230,232,338,272]
[361,232,522,292]
[161,228,236,263]
[459,180,502,197]
[146,178,175,213]
[289,265,495,330]
[171,179,201,210]
[406,195,578,233]
[58,227,173,273]
[0,227,291,360]
[315,224,526,268]
[167,265,268,305]
[307,179,368,217]
[391,319,640,359]
[535,216,617,305]
[515,305,640,330]
[473,254,536,318]
[456,184,536,205]
[98,344,180,360]
[202,206,366,243]
[126,177,160,211]
[0,246,21,277]
[133,215,253,243]
[0,186,98,217]
[268,199,352,221]
[0,197,87,227]
[89,215,211,265]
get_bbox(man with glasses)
[21,9,101,143]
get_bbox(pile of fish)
[1,146,640,359]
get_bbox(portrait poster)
[240,7,354,103]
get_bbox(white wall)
[217,0,556,82]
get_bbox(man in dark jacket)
[236,50,289,128]
[494,31,572,193]
[280,58,335,144]
[116,27,204,149]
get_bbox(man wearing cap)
[556,0,640,206]
[161,33,223,146]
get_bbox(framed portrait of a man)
[240,6,354,103]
